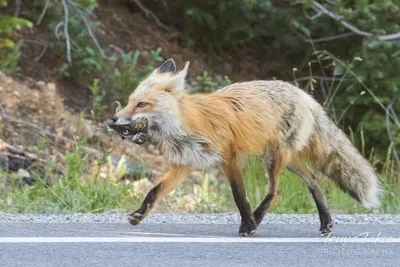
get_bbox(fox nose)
[111,116,118,123]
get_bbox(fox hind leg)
[287,154,333,235]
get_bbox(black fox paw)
[319,220,334,236]
[239,219,257,236]
[128,212,144,225]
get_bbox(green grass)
[0,173,136,213]
[0,142,144,213]
[0,141,233,214]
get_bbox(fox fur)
[113,58,383,236]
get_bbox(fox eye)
[136,102,148,108]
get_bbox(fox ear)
[157,58,176,74]
[177,61,190,79]
[167,61,190,94]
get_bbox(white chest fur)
[162,135,221,170]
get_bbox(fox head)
[112,58,190,144]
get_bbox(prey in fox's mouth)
[106,117,148,144]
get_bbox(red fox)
[112,58,383,236]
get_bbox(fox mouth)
[106,117,149,145]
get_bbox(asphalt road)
[0,214,399,267]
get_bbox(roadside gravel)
[1,213,400,224]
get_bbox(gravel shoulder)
[1,213,400,224]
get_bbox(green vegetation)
[44,1,165,105]
[0,140,232,213]
[0,0,32,74]
[190,71,231,93]
[104,48,164,101]
[0,140,139,213]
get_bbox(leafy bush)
[39,1,164,114]
[88,78,106,121]
[183,0,262,51]
[190,71,231,93]
[47,3,105,80]
[148,0,298,53]
[0,0,32,74]
[104,48,164,101]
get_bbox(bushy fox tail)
[302,103,383,209]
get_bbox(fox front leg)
[222,153,257,236]
[128,165,191,225]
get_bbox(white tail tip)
[361,183,383,209]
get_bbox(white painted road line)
[0,237,398,243]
